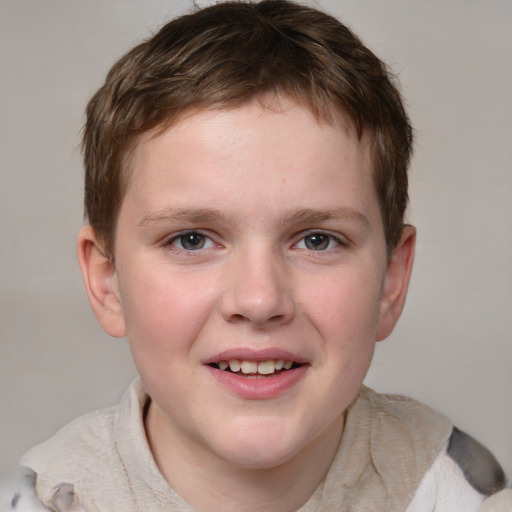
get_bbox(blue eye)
[169,231,214,251]
[297,233,341,251]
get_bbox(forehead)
[125,96,373,192]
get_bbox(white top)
[13,380,508,511]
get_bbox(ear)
[376,225,416,341]
[77,225,126,338]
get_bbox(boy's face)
[80,97,414,472]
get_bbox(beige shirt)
[21,380,470,511]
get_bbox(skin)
[78,97,415,512]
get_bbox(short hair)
[82,0,413,258]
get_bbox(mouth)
[208,359,303,378]
[205,353,309,398]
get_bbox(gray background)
[1,0,511,483]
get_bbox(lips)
[204,350,308,399]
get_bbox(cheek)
[301,266,383,396]
[302,267,383,341]
[118,264,217,357]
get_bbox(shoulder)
[323,387,454,510]
[20,404,119,478]
[362,385,450,425]
[358,388,509,511]
[18,380,148,511]
[0,406,119,512]
[360,386,454,456]
[19,405,121,509]
[406,427,507,512]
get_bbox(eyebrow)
[138,208,229,229]
[138,206,371,231]
[280,207,371,231]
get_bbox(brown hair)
[82,0,413,258]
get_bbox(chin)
[221,446,300,471]
[210,420,311,470]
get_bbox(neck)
[145,403,344,512]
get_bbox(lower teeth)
[232,370,280,376]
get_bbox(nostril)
[226,312,290,327]
[229,313,249,323]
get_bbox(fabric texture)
[20,380,492,512]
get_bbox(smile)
[209,359,300,376]
[206,358,308,399]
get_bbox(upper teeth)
[217,359,294,374]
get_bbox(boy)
[6,1,510,510]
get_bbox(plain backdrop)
[1,0,511,484]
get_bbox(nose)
[220,246,295,327]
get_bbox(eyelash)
[166,230,217,252]
[294,232,345,251]
[166,230,346,253]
